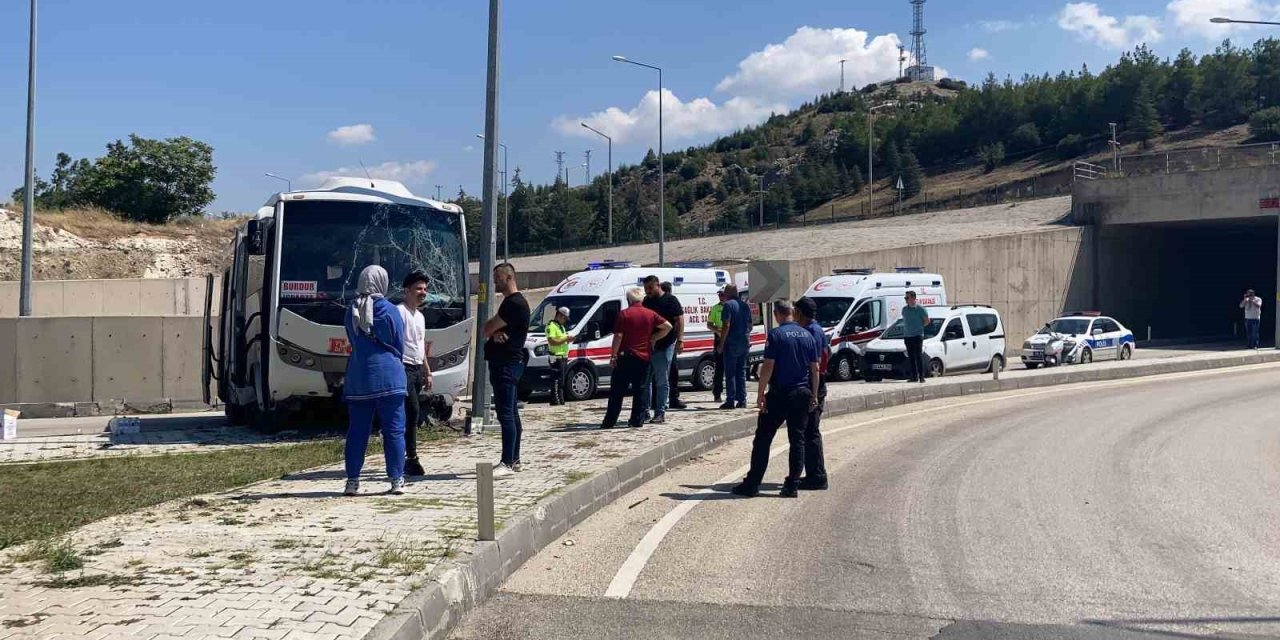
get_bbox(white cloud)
[968,48,991,61]
[554,26,906,146]
[554,90,784,146]
[1167,0,1280,38]
[300,160,438,187]
[463,145,476,153]
[1058,3,1163,49]
[325,123,376,146]
[979,19,1032,32]
[715,26,902,102]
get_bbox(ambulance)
[520,261,767,402]
[800,268,948,381]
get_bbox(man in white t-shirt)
[1241,288,1263,350]
[399,271,433,477]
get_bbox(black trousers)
[905,336,925,380]
[713,336,725,399]
[668,351,682,402]
[403,364,425,460]
[549,356,566,405]
[805,376,828,481]
[744,386,813,487]
[602,353,650,428]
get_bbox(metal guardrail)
[1088,141,1280,180]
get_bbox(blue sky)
[1,0,1275,213]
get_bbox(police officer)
[793,297,828,490]
[546,306,572,405]
[708,288,727,404]
[732,300,820,498]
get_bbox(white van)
[800,268,947,381]
[520,261,766,402]
[860,305,1007,380]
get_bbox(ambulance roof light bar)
[832,268,875,275]
[895,266,925,273]
[587,260,634,270]
[672,260,714,269]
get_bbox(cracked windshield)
[277,200,466,328]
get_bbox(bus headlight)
[428,345,469,371]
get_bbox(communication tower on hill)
[906,0,936,82]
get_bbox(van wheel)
[566,365,597,402]
[692,357,717,391]
[1080,348,1093,365]
[1119,344,1133,361]
[986,354,1005,374]
[831,353,856,382]
[928,358,946,378]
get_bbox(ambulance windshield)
[529,296,598,333]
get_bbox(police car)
[1020,312,1135,368]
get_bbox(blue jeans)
[646,344,675,417]
[723,349,748,405]
[1245,318,1260,348]
[346,395,406,481]
[489,358,525,465]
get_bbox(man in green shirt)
[901,291,932,384]
[708,288,727,403]
[546,306,572,405]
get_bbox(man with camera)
[1241,289,1263,350]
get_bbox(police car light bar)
[1069,310,1102,317]
[672,260,714,269]
[832,268,875,275]
[587,260,634,270]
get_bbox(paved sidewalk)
[0,347,1273,640]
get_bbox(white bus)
[202,178,470,429]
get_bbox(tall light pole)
[470,0,502,435]
[435,185,443,201]
[264,172,291,192]
[613,55,665,265]
[839,58,847,93]
[1210,16,1280,25]
[19,0,37,317]
[476,134,510,261]
[866,103,896,218]
[581,123,613,244]
[1109,122,1119,173]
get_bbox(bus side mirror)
[246,219,265,256]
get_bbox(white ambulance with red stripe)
[802,268,947,381]
[519,261,766,402]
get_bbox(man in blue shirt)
[718,284,753,410]
[793,297,829,491]
[901,291,932,383]
[732,300,819,498]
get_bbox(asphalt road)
[451,364,1280,640]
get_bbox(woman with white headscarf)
[342,265,408,496]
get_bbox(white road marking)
[601,362,1280,599]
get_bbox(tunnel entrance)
[1094,218,1276,345]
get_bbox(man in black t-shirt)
[643,276,685,421]
[482,263,531,478]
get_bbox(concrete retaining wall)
[0,316,206,406]
[1073,164,1280,226]
[0,277,218,317]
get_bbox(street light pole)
[581,123,613,244]
[476,134,510,261]
[264,172,291,192]
[19,0,37,317]
[866,103,895,218]
[1210,16,1280,25]
[613,55,665,265]
[1109,122,1119,173]
[729,164,766,228]
[839,58,847,93]
[470,0,502,435]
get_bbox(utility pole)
[1109,122,1120,174]
[470,0,501,435]
[435,185,443,201]
[839,58,847,93]
[584,150,592,183]
[19,0,37,317]
[581,123,613,244]
[554,151,566,184]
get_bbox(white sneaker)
[344,479,360,496]
[389,477,406,495]
[493,464,516,479]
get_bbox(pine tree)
[1164,49,1199,128]
[1128,81,1164,147]
[900,152,924,199]
[1194,40,1256,127]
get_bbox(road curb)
[365,351,1280,640]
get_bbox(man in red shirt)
[601,288,672,429]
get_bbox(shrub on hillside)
[937,78,968,91]
[1249,106,1280,142]
[978,142,1005,173]
[1010,123,1042,152]
[1056,134,1087,159]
